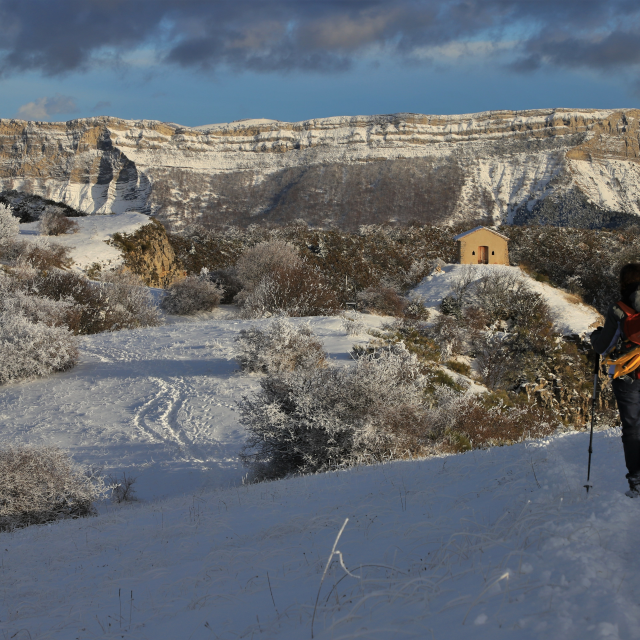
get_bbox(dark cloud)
[0,0,639,77]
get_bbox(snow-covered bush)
[428,314,466,360]
[239,343,434,480]
[98,269,162,330]
[12,267,160,334]
[404,294,430,321]
[357,285,407,317]
[161,273,224,315]
[39,207,79,236]
[236,239,301,293]
[209,267,242,304]
[8,237,73,269]
[0,202,19,247]
[236,316,326,374]
[0,446,108,531]
[341,312,366,336]
[0,286,79,385]
[107,472,138,503]
[474,332,515,389]
[240,263,339,318]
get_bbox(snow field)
[0,428,637,639]
[18,212,150,271]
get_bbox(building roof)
[453,226,509,241]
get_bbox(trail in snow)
[0,314,386,500]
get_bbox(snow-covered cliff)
[1,108,640,228]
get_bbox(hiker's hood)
[623,283,640,312]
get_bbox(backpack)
[603,301,640,379]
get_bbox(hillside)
[1,109,640,229]
[0,425,633,639]
[0,254,628,638]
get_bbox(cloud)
[0,0,639,78]
[92,100,112,112]
[15,94,77,120]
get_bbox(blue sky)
[0,0,638,126]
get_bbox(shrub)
[0,202,19,247]
[161,273,224,315]
[12,238,73,270]
[12,267,161,334]
[404,294,430,321]
[446,359,471,376]
[341,312,367,336]
[428,314,465,359]
[98,269,162,330]
[239,343,435,480]
[357,285,407,316]
[209,267,243,304]
[474,332,516,389]
[39,208,79,236]
[0,446,107,531]
[0,296,79,385]
[107,472,138,503]
[236,316,326,374]
[240,262,339,318]
[427,386,558,450]
[236,239,301,293]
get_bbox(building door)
[478,246,489,264]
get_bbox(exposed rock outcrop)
[109,220,183,288]
[1,109,640,229]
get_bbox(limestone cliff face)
[1,109,640,229]
[110,220,183,288]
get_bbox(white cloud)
[15,94,78,121]
[413,40,517,62]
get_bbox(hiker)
[590,263,640,498]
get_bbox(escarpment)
[1,109,640,230]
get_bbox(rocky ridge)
[1,109,640,229]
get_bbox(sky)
[0,0,638,127]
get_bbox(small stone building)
[453,226,509,265]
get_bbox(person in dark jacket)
[591,263,640,498]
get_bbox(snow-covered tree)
[0,202,19,246]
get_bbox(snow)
[0,253,627,638]
[18,212,150,271]
[0,426,636,639]
[0,314,387,502]
[413,264,602,336]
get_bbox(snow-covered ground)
[0,428,635,639]
[414,264,602,336]
[18,212,150,271]
[0,314,386,501]
[0,258,626,639]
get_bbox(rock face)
[109,220,183,288]
[2,109,640,229]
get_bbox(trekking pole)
[584,353,600,494]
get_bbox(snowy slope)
[413,264,602,336]
[0,428,635,640]
[19,212,150,271]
